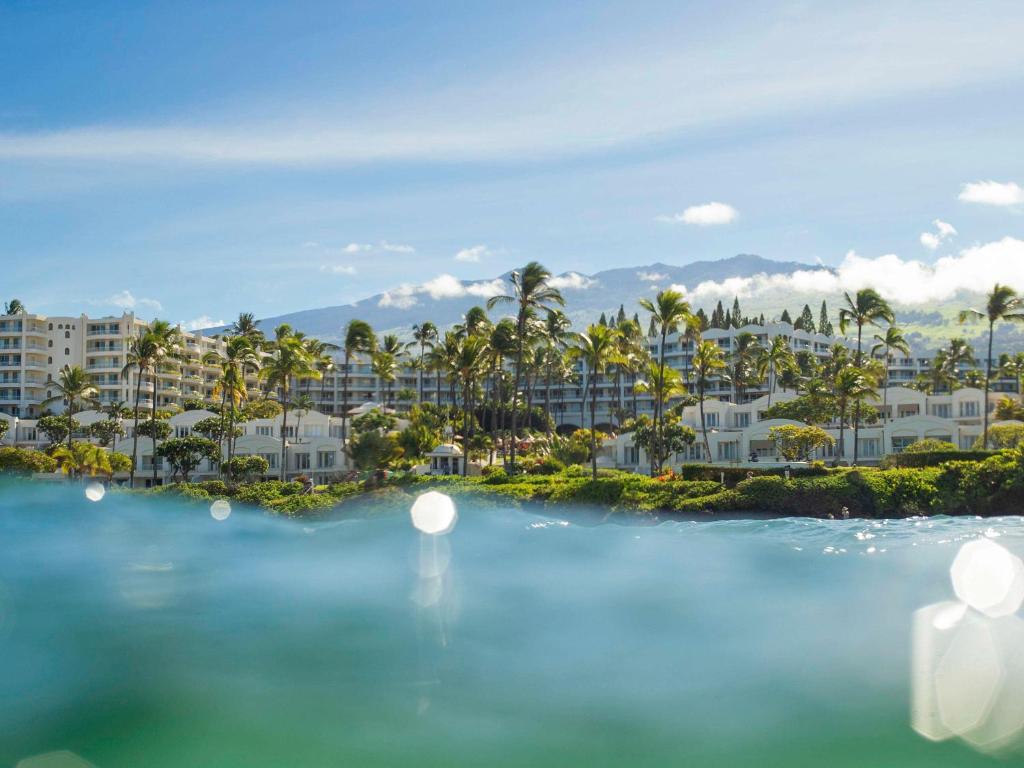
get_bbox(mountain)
[207,253,1024,355]
[211,254,817,341]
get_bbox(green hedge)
[880,450,999,468]
[677,463,830,487]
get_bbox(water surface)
[1,480,1019,766]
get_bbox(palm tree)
[290,392,316,448]
[41,365,100,447]
[569,324,623,479]
[942,338,976,391]
[729,331,762,404]
[487,318,518,464]
[1001,352,1024,397]
[757,335,795,408]
[839,289,894,464]
[203,335,260,468]
[3,299,25,315]
[340,320,376,443]
[638,290,692,475]
[487,262,565,472]
[409,321,438,403]
[960,284,1024,449]
[122,332,159,488]
[542,310,573,435]
[259,329,320,480]
[449,334,490,474]
[229,312,265,346]
[691,340,727,464]
[52,441,111,480]
[144,320,185,484]
[372,350,399,407]
[834,366,876,463]
[634,361,687,472]
[871,325,910,421]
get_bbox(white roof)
[427,443,463,456]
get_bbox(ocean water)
[1,479,1022,767]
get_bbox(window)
[256,425,273,437]
[282,426,296,438]
[47,340,53,348]
[64,348,70,356]
[317,450,335,468]
[48,323,53,331]
[65,331,70,339]
[735,413,750,428]
[891,436,917,453]
[259,452,278,469]
[175,426,190,437]
[704,412,719,427]
[717,442,739,460]
[304,425,323,437]
[294,452,310,470]
[931,404,951,418]
[857,438,881,458]
[959,401,979,417]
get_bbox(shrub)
[977,424,1024,450]
[0,446,58,474]
[528,456,565,475]
[768,425,835,461]
[196,479,229,496]
[881,450,998,468]
[482,467,510,485]
[268,493,339,516]
[903,438,957,453]
[224,454,269,482]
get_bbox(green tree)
[0,446,57,474]
[834,366,876,462]
[36,414,79,447]
[409,321,438,403]
[88,418,125,447]
[757,336,796,408]
[626,414,696,471]
[40,365,99,446]
[487,262,565,472]
[224,454,270,482]
[839,289,894,464]
[871,325,910,420]
[3,299,26,315]
[340,319,376,444]
[52,441,111,479]
[144,320,185,485]
[960,284,1024,449]
[569,324,623,479]
[123,331,159,488]
[156,436,221,482]
[768,424,835,461]
[691,340,727,463]
[259,328,321,480]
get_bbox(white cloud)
[106,290,163,313]
[302,241,320,248]
[344,240,414,255]
[180,315,224,331]
[637,271,669,281]
[380,240,415,254]
[920,218,957,250]
[670,237,1024,306]
[548,272,597,290]
[343,242,372,253]
[320,264,357,275]
[959,181,1024,207]
[658,202,738,226]
[377,274,505,309]
[454,245,491,262]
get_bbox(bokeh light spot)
[84,482,105,502]
[410,491,457,535]
[210,499,232,521]
[951,539,1024,618]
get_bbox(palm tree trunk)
[342,352,350,444]
[984,322,993,449]
[130,370,143,489]
[151,374,159,485]
[853,325,863,465]
[508,312,526,471]
[280,388,289,482]
[590,370,598,480]
[699,388,712,464]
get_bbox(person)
[302,476,314,495]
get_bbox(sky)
[2,0,1024,328]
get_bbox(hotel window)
[891,436,917,453]
[959,401,979,417]
[317,450,335,468]
[256,426,273,436]
[857,438,880,458]
[704,413,719,427]
[304,425,323,437]
[259,452,277,469]
[282,426,296,438]
[294,452,310,470]
[735,413,750,428]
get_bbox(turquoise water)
[0,480,1020,767]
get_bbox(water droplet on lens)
[410,491,457,535]
[210,499,231,521]
[84,482,105,502]
[951,539,1024,618]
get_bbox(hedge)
[677,463,830,487]
[880,450,999,468]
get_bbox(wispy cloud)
[669,237,1024,306]
[343,240,414,255]
[378,274,505,309]
[920,219,957,250]
[180,315,224,331]
[549,272,597,291]
[958,181,1024,207]
[658,202,738,226]
[454,245,492,262]
[320,264,357,275]
[103,290,163,313]
[637,271,668,282]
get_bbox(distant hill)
[206,253,1024,356]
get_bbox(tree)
[834,366,876,463]
[638,289,693,475]
[36,414,79,447]
[123,331,159,489]
[994,396,1024,422]
[757,336,795,408]
[224,454,270,482]
[192,416,243,443]
[228,312,265,346]
[627,414,695,471]
[839,289,894,464]
[3,299,25,315]
[52,442,111,479]
[487,262,565,472]
[259,328,320,480]
[340,319,376,445]
[0,419,8,442]
[960,284,1024,449]
[871,325,910,420]
[1000,352,1024,396]
[40,365,99,446]
[794,304,816,334]
[762,383,837,425]
[446,333,489,474]
[768,425,835,461]
[144,320,185,485]
[975,424,1024,450]
[818,301,834,337]
[903,438,957,453]
[88,418,125,447]
[729,331,762,403]
[691,340,727,463]
[107,452,134,481]
[156,436,221,482]
[633,361,689,471]
[569,324,623,479]
[409,321,438,403]
[347,429,403,472]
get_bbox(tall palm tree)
[729,331,762,404]
[834,366,876,463]
[569,324,623,480]
[229,312,265,346]
[259,329,320,480]
[543,310,573,435]
[145,321,184,485]
[941,338,976,391]
[960,284,1024,448]
[638,290,693,475]
[3,299,25,315]
[487,262,565,472]
[691,340,727,464]
[1001,352,1024,397]
[409,321,438,403]
[122,332,159,488]
[487,318,518,464]
[757,335,795,408]
[634,360,687,472]
[372,350,399,407]
[203,335,260,468]
[340,319,376,443]
[871,325,910,420]
[839,289,894,464]
[41,365,100,447]
[449,334,490,474]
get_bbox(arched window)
[47,356,52,364]
[48,323,53,331]
[47,340,52,348]
[64,348,70,355]
[64,331,70,339]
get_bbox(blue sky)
[2,0,1024,327]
